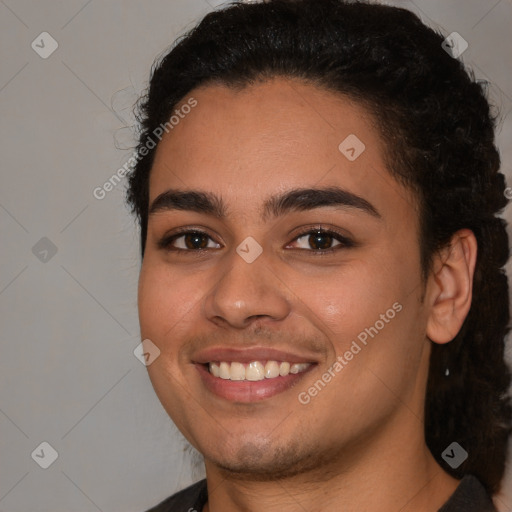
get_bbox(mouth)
[208,360,311,380]
[193,348,318,402]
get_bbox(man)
[126,1,511,510]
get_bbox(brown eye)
[182,232,209,250]
[307,231,337,250]
[290,229,353,253]
[158,230,221,251]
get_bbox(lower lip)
[195,363,315,402]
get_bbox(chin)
[203,435,332,482]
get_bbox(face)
[138,77,432,479]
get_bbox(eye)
[158,230,221,252]
[288,228,354,254]
[158,226,354,255]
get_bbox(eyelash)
[157,226,355,256]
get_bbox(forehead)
[148,77,415,222]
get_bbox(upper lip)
[192,346,319,365]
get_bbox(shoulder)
[143,479,208,512]
[438,474,497,512]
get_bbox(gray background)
[1,1,511,511]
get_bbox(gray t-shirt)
[146,474,496,511]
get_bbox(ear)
[426,229,478,345]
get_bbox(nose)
[203,246,291,330]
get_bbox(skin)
[137,77,477,512]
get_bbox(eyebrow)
[148,186,381,221]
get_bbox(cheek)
[137,260,200,348]
[137,262,198,423]
[302,259,398,342]
[138,265,167,340]
[295,249,420,391]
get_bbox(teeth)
[290,363,310,374]
[279,362,290,376]
[208,360,311,380]
[264,361,280,378]
[210,362,220,378]
[246,361,265,381]
[230,362,245,380]
[219,361,230,380]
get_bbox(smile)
[196,360,315,402]
[208,360,312,381]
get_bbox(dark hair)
[126,0,511,494]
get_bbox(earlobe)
[426,229,478,345]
